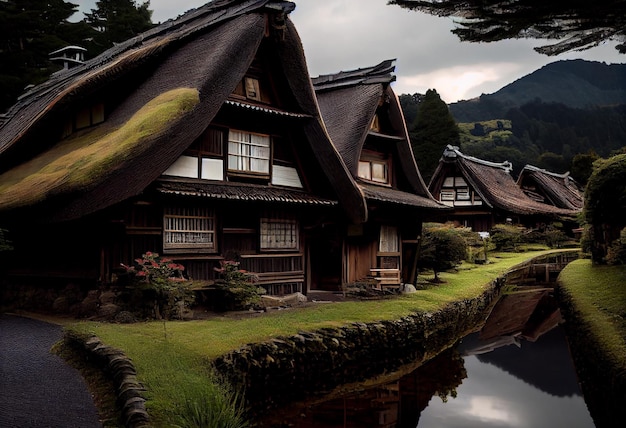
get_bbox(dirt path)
[0,314,101,428]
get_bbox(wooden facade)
[0,1,372,295]
[428,146,580,232]
[313,60,446,288]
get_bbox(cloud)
[397,63,523,103]
[69,0,625,103]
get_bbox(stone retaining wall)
[63,332,150,428]
[214,277,505,414]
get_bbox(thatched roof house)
[517,165,584,211]
[0,0,374,297]
[312,60,446,286]
[0,0,365,224]
[428,145,579,232]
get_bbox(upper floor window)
[163,207,216,253]
[163,127,224,180]
[358,159,389,184]
[228,130,270,175]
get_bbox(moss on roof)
[0,87,199,211]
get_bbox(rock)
[261,292,307,308]
[98,303,120,320]
[99,290,117,305]
[402,284,417,294]
[52,296,70,313]
[115,311,137,324]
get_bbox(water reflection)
[257,288,594,427]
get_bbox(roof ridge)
[311,59,396,91]
[522,164,571,179]
[443,145,513,173]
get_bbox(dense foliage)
[583,154,626,263]
[213,260,265,311]
[0,0,153,113]
[390,1,626,55]
[84,0,153,56]
[403,89,460,182]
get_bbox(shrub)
[121,252,195,319]
[490,224,523,251]
[213,260,264,311]
[606,227,626,265]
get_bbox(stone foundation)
[214,278,505,414]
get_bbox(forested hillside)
[401,60,626,185]
[449,60,626,122]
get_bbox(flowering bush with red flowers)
[214,260,264,311]
[121,252,195,319]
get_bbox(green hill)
[449,59,626,122]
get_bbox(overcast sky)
[71,0,625,103]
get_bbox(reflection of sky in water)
[418,355,595,427]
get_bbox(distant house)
[516,165,584,211]
[312,60,446,287]
[428,146,579,232]
[0,0,369,296]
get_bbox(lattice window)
[228,130,270,174]
[260,215,299,250]
[163,207,215,251]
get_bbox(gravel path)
[0,314,102,428]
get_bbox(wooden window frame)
[260,215,299,251]
[163,207,217,253]
[227,129,271,177]
[358,152,390,185]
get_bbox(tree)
[570,151,599,185]
[0,0,86,111]
[390,1,626,55]
[409,89,460,182]
[84,0,153,55]
[418,223,468,282]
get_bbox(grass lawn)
[558,259,626,370]
[66,248,565,426]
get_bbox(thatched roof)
[430,146,578,218]
[0,0,367,223]
[312,60,442,210]
[517,165,584,211]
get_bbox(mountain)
[449,59,626,123]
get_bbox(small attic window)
[62,102,105,138]
[244,77,261,101]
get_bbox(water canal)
[257,286,595,427]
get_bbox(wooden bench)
[370,268,401,291]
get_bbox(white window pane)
[371,162,387,183]
[358,161,371,180]
[163,155,198,178]
[272,165,303,188]
[201,158,223,180]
